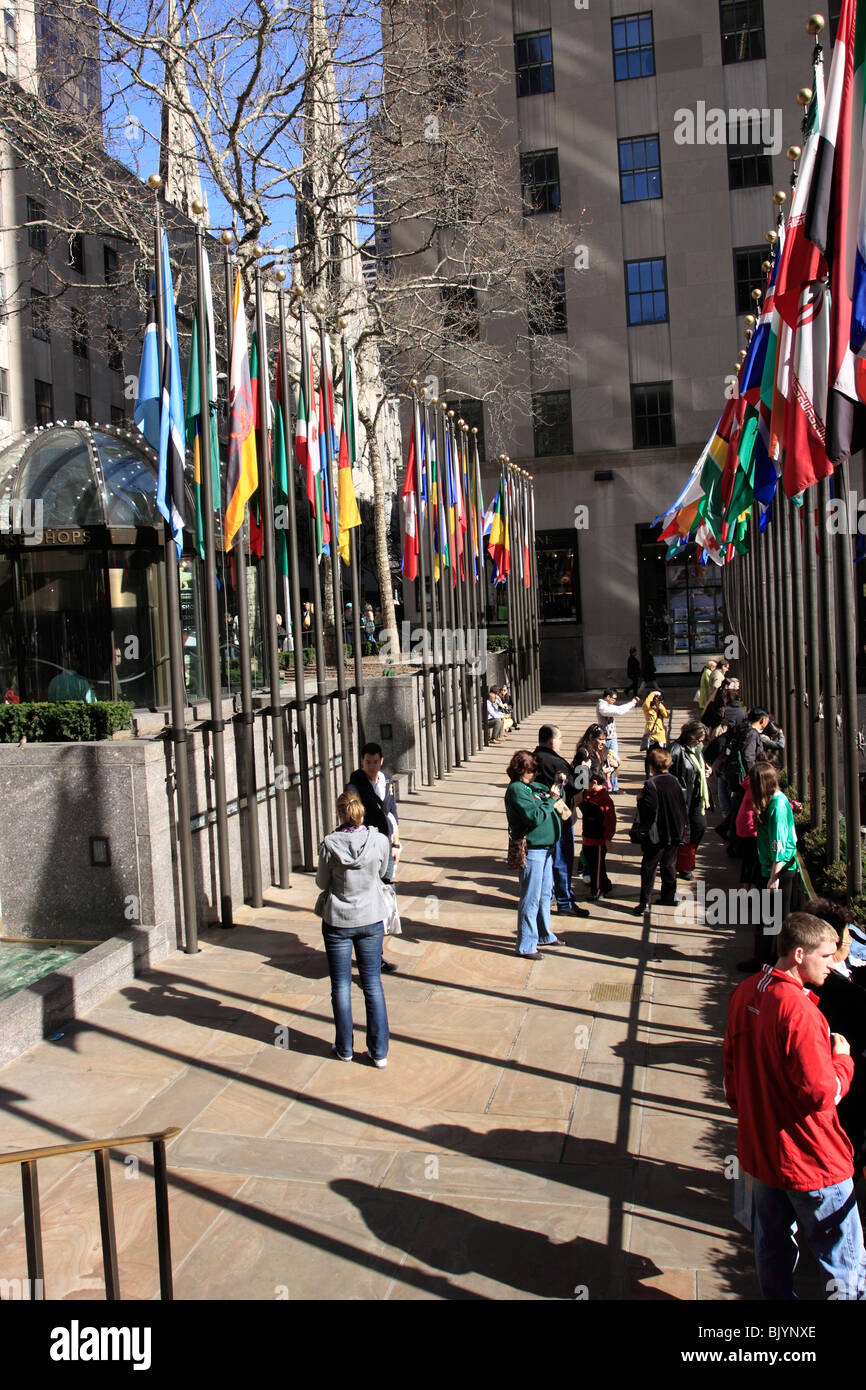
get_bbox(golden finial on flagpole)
[806,15,825,37]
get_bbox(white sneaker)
[331,1045,353,1062]
[368,1053,388,1068]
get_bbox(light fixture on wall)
[594,470,615,482]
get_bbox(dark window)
[632,381,675,449]
[532,390,573,457]
[72,307,88,358]
[612,12,655,82]
[107,324,123,373]
[625,258,668,325]
[67,232,85,274]
[720,0,766,63]
[0,366,8,419]
[728,127,773,189]
[515,30,554,98]
[526,268,567,335]
[27,198,47,253]
[74,393,91,423]
[104,245,118,285]
[34,379,53,426]
[733,245,767,314]
[448,397,485,461]
[110,405,126,427]
[31,288,50,342]
[536,529,581,624]
[619,135,662,202]
[520,149,560,216]
[441,283,479,341]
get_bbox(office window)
[619,135,662,202]
[31,288,50,342]
[515,31,554,97]
[68,232,85,274]
[72,308,89,358]
[526,268,567,335]
[532,390,573,457]
[625,258,668,325]
[34,379,53,426]
[447,397,485,461]
[720,0,766,63]
[632,382,675,449]
[728,130,772,189]
[74,393,91,423]
[27,198,47,253]
[104,245,118,285]
[107,324,123,372]
[110,405,126,427]
[612,12,654,81]
[733,245,767,314]
[441,283,479,341]
[520,149,560,216]
[3,7,17,78]
[0,367,8,419]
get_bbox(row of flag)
[134,228,362,571]
[400,402,532,591]
[655,0,866,565]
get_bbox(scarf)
[685,746,709,813]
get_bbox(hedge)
[794,802,866,929]
[0,702,134,743]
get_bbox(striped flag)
[156,231,186,560]
[224,270,258,551]
[134,291,160,452]
[337,346,361,565]
[185,253,221,561]
[401,406,419,581]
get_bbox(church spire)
[159,0,206,220]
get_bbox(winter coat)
[533,744,579,807]
[724,965,855,1189]
[636,772,687,847]
[315,826,391,929]
[347,767,398,844]
[505,780,562,849]
[580,787,616,846]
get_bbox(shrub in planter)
[0,701,134,743]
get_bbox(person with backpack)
[579,770,617,902]
[668,721,710,880]
[633,747,688,913]
[716,707,770,836]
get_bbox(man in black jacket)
[634,747,688,912]
[716,707,770,839]
[347,742,401,972]
[533,725,590,917]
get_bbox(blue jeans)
[751,1175,866,1300]
[322,922,389,1061]
[605,735,619,792]
[552,821,575,909]
[517,847,558,955]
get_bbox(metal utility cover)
[591,981,642,1002]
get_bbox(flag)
[429,412,448,580]
[487,475,510,581]
[337,345,361,564]
[134,291,160,452]
[224,270,258,551]
[783,279,833,496]
[156,231,186,560]
[247,331,265,560]
[273,345,290,580]
[185,255,221,561]
[472,434,485,579]
[774,64,826,326]
[401,407,419,581]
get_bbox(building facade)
[394,0,845,688]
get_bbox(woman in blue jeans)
[316,790,391,1067]
[504,749,568,958]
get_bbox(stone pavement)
[0,695,763,1301]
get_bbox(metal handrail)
[0,1126,181,1301]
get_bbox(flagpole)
[462,421,481,753]
[817,475,841,865]
[518,469,533,715]
[439,402,461,765]
[297,298,335,834]
[424,394,446,777]
[315,306,353,781]
[410,380,436,783]
[149,179,198,954]
[254,256,292,888]
[471,428,489,744]
[278,280,314,871]
[221,237,262,905]
[769,507,784,728]
[831,461,863,896]
[789,502,809,800]
[778,495,798,793]
[341,329,366,751]
[803,496,823,829]
[449,410,472,761]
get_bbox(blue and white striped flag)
[134,290,160,452]
[157,231,186,560]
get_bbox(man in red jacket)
[724,912,866,1299]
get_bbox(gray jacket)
[315,826,391,928]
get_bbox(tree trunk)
[360,409,398,654]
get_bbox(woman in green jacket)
[505,749,568,958]
[749,761,799,966]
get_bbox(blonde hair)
[337,790,365,828]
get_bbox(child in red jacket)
[579,772,617,902]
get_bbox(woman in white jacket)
[595,689,637,793]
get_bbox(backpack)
[722,724,751,787]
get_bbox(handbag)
[313,889,328,918]
[676,842,696,872]
[381,882,402,936]
[629,815,659,848]
[507,835,527,871]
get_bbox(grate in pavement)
[591,981,643,1003]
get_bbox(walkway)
[0,697,759,1300]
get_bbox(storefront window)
[18,550,111,701]
[536,529,581,622]
[637,527,724,674]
